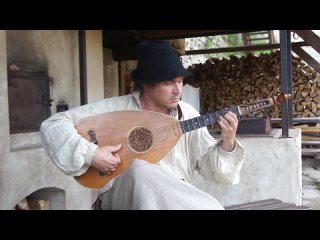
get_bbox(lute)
[75,93,291,188]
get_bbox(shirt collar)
[132,90,142,109]
[132,90,179,119]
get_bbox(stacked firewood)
[185,51,320,118]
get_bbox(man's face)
[144,77,183,111]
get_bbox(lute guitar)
[75,93,291,188]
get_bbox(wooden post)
[119,61,127,96]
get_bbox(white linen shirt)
[40,91,245,192]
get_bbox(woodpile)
[15,197,49,210]
[185,51,320,118]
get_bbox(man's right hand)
[91,144,122,175]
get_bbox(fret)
[203,114,211,126]
[230,106,240,117]
[180,121,189,133]
[187,121,192,131]
[186,119,195,131]
[185,121,189,132]
[191,118,201,130]
[215,111,221,121]
[209,113,216,125]
[198,116,206,127]
[179,122,184,133]
[223,108,231,114]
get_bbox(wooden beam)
[112,46,138,61]
[112,42,310,60]
[292,45,320,74]
[294,30,320,54]
[185,42,309,55]
[140,30,255,40]
[119,61,127,96]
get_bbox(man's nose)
[173,83,182,93]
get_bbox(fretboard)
[180,106,240,134]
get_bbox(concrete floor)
[302,158,320,210]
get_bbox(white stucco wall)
[193,128,302,206]
[0,30,98,209]
[0,30,10,197]
[6,30,81,112]
[86,30,104,103]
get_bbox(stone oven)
[0,30,97,210]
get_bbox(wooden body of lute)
[75,111,182,188]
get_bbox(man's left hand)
[218,112,238,152]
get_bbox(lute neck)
[180,106,240,134]
[180,93,291,134]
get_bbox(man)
[40,40,245,210]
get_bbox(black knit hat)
[131,40,191,84]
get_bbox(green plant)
[204,33,272,59]
[314,181,320,191]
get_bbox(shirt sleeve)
[179,101,245,185]
[190,128,245,185]
[39,99,113,177]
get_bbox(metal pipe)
[78,30,87,105]
[279,30,293,138]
